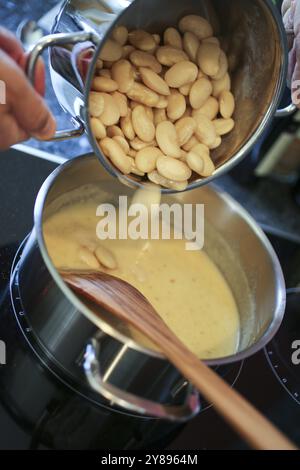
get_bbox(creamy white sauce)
[43,192,240,359]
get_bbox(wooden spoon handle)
[154,329,297,450]
[62,272,297,450]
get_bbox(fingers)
[282,0,290,17]
[13,84,56,139]
[288,44,296,86]
[0,26,23,63]
[18,53,46,96]
[293,0,300,36]
[0,28,45,96]
[283,3,295,32]
[0,50,56,140]
[0,27,52,132]
[291,35,300,108]
[282,1,296,51]
[282,0,292,17]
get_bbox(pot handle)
[26,31,99,141]
[275,103,297,118]
[84,338,200,422]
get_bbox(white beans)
[194,115,217,148]
[152,34,161,45]
[212,73,231,98]
[132,105,156,142]
[111,60,134,93]
[155,95,168,109]
[79,247,100,270]
[107,125,124,138]
[165,61,198,88]
[100,138,132,174]
[98,93,120,126]
[197,43,221,77]
[128,148,137,158]
[186,148,204,175]
[179,83,192,96]
[154,108,167,125]
[100,39,123,62]
[183,135,200,152]
[130,159,145,176]
[219,90,235,119]
[127,82,159,107]
[212,50,228,80]
[130,137,156,151]
[192,96,219,120]
[92,76,118,93]
[98,69,111,78]
[112,91,128,117]
[148,171,188,191]
[120,111,135,140]
[122,45,135,59]
[90,117,106,139]
[129,30,156,52]
[156,46,188,66]
[96,59,104,70]
[156,121,181,158]
[179,15,213,39]
[112,26,128,46]
[95,244,118,269]
[135,147,163,173]
[89,92,104,117]
[89,19,235,190]
[130,158,145,176]
[213,118,235,136]
[130,50,162,73]
[203,37,220,46]
[164,27,183,49]
[144,106,154,121]
[199,152,216,177]
[182,107,192,118]
[189,77,213,109]
[186,144,215,177]
[139,67,170,96]
[211,135,222,149]
[156,156,192,182]
[183,32,200,62]
[167,91,186,121]
[175,117,196,146]
[113,135,130,154]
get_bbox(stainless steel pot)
[27,0,293,193]
[17,153,286,420]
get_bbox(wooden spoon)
[61,271,297,450]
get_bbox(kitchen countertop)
[1,0,300,241]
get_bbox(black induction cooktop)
[0,147,300,450]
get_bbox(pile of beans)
[89,15,235,191]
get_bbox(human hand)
[0,27,56,150]
[282,0,300,107]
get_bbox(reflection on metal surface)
[84,338,201,421]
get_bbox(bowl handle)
[275,102,297,118]
[83,337,200,422]
[26,32,99,141]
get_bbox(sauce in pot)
[43,190,240,359]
